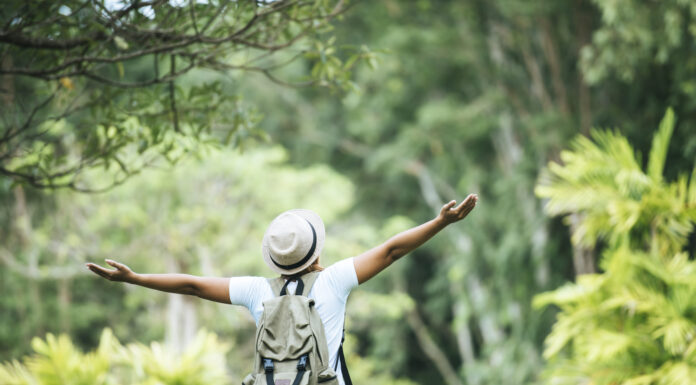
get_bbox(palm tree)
[534,109,696,385]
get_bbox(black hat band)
[269,219,317,270]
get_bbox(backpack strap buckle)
[296,354,308,371]
[263,358,274,373]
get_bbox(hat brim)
[262,209,325,275]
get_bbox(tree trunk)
[410,161,509,384]
[493,113,551,286]
[12,186,44,335]
[539,17,570,116]
[568,213,596,275]
[165,256,198,352]
[58,277,72,332]
[1,53,13,107]
[574,0,593,135]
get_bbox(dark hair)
[304,258,324,273]
[281,257,323,279]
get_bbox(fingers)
[460,203,474,218]
[438,194,478,223]
[105,259,129,272]
[86,263,115,280]
[447,194,477,220]
[86,262,109,274]
[453,194,477,212]
[441,200,456,213]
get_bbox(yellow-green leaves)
[113,36,129,51]
[647,108,676,184]
[536,109,696,253]
[0,329,229,385]
[536,109,696,384]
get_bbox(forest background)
[1,0,696,384]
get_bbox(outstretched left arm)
[353,193,478,284]
[86,260,231,304]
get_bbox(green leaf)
[647,108,675,183]
[688,165,696,206]
[113,36,129,50]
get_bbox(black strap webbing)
[280,276,305,296]
[291,368,306,385]
[264,358,274,385]
[264,355,307,385]
[338,345,353,385]
[269,272,320,298]
[334,328,353,385]
[291,354,308,385]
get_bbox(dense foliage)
[1,327,417,385]
[0,329,230,385]
[2,1,696,384]
[243,1,696,383]
[0,0,373,190]
[535,110,696,384]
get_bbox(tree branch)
[0,0,352,191]
[189,0,201,36]
[0,90,56,146]
[0,0,344,87]
[169,55,180,133]
[0,31,106,50]
[539,17,569,116]
[406,307,464,385]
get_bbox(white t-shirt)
[228,257,358,384]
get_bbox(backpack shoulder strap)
[338,334,353,385]
[333,325,353,385]
[268,277,286,296]
[267,271,321,297]
[299,271,320,296]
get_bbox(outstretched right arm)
[86,259,231,304]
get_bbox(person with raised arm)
[87,193,478,384]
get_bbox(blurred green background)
[1,0,696,384]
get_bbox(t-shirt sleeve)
[322,257,359,302]
[228,276,267,311]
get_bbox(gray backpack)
[242,272,342,385]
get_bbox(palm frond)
[688,165,696,206]
[0,360,37,385]
[647,108,675,183]
[656,361,696,385]
[0,329,231,384]
[535,109,696,384]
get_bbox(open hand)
[438,194,478,225]
[86,259,135,282]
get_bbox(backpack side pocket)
[317,368,339,384]
[256,370,311,385]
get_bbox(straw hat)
[262,209,325,275]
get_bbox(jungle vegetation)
[1,0,695,384]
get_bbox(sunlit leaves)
[127,331,229,385]
[536,109,695,253]
[535,109,696,384]
[648,109,676,184]
[0,329,229,385]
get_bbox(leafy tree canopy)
[0,0,371,191]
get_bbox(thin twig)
[169,55,180,132]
